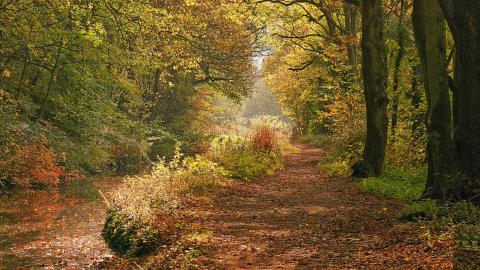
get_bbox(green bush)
[149,138,178,160]
[456,225,480,251]
[207,135,284,180]
[181,155,230,191]
[316,134,364,178]
[403,200,480,224]
[110,136,149,174]
[318,160,351,177]
[103,208,177,256]
[205,115,291,180]
[299,134,331,147]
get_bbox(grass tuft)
[361,166,426,202]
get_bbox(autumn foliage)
[16,142,63,186]
[1,137,77,187]
[252,126,278,153]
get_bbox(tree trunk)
[343,2,359,78]
[408,63,423,135]
[352,0,388,178]
[412,0,457,199]
[390,0,407,141]
[438,1,480,197]
[15,47,29,99]
[146,68,162,122]
[38,43,62,119]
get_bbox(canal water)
[0,177,121,269]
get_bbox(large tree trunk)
[412,0,457,199]
[352,0,388,178]
[439,1,480,197]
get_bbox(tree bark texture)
[352,0,388,177]
[439,0,480,189]
[412,0,457,199]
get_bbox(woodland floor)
[15,144,454,269]
[188,145,454,269]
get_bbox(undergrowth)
[103,144,228,256]
[361,167,426,202]
[104,117,291,258]
[359,165,480,267]
[206,135,284,180]
[103,116,292,259]
[207,116,289,180]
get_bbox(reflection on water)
[0,177,121,269]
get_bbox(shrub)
[319,160,351,177]
[251,126,278,153]
[387,121,427,169]
[180,155,230,191]
[403,200,480,224]
[15,141,65,186]
[320,87,365,167]
[250,115,292,150]
[149,137,178,160]
[455,224,480,269]
[110,137,149,174]
[207,135,284,180]
[0,136,73,187]
[103,208,178,256]
[103,144,227,256]
[299,133,331,147]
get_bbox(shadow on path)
[200,145,452,269]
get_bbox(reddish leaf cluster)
[13,140,65,186]
[3,137,80,187]
[251,127,278,153]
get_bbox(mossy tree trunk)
[352,0,388,178]
[412,0,457,199]
[438,0,480,198]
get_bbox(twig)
[134,262,145,270]
[98,189,111,207]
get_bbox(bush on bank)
[103,117,293,257]
[102,145,228,256]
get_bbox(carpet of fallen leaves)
[188,145,455,269]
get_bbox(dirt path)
[197,145,452,269]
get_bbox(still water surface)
[0,177,121,269]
